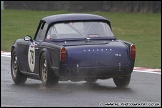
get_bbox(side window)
[35,22,48,41]
[46,25,57,39]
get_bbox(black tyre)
[11,49,27,84]
[113,75,131,88]
[40,52,59,87]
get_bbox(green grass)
[1,9,161,69]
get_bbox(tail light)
[60,47,67,62]
[130,44,136,59]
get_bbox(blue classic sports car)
[11,13,136,87]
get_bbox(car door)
[26,21,49,74]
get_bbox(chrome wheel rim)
[42,58,47,83]
[12,54,18,78]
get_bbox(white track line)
[133,70,161,74]
[1,51,11,58]
[1,55,11,58]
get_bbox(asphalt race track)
[1,56,161,107]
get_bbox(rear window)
[46,21,114,39]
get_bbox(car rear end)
[59,40,135,80]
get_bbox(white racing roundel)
[28,44,35,72]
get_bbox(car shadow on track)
[11,79,134,94]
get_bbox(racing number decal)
[28,44,35,72]
[30,50,34,64]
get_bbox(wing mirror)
[24,35,33,41]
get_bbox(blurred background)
[1,1,161,13]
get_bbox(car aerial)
[11,13,136,88]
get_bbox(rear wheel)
[113,75,131,88]
[40,52,59,87]
[11,49,27,84]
